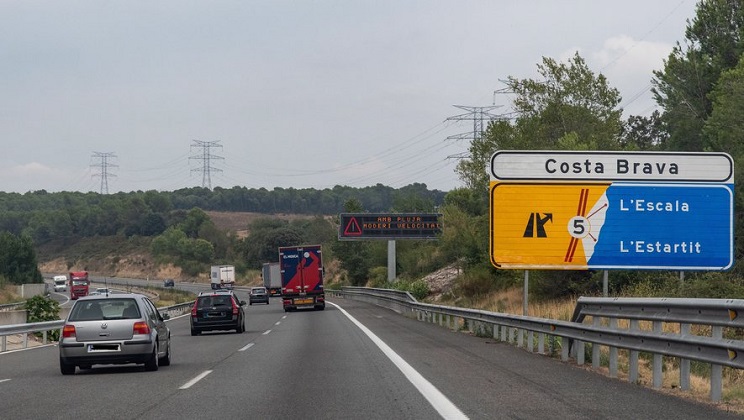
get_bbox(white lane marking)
[262,330,272,335]
[0,379,10,384]
[275,321,281,326]
[329,302,468,420]
[239,343,255,352]
[180,370,212,389]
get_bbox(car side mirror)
[161,313,170,320]
[240,300,247,306]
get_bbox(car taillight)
[191,302,198,317]
[133,321,151,335]
[232,298,239,315]
[62,325,76,338]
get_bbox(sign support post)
[523,270,529,316]
[603,270,608,297]
[388,240,396,282]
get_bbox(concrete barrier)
[15,283,47,299]
[0,308,70,326]
[0,310,27,325]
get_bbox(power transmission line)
[91,152,117,194]
[445,104,506,160]
[189,140,224,189]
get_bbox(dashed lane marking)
[180,370,212,390]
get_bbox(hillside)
[204,211,321,238]
[35,211,327,281]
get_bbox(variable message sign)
[339,213,441,240]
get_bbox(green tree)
[652,0,744,151]
[458,53,623,193]
[0,232,43,284]
[179,208,211,238]
[25,295,61,340]
[238,218,305,268]
[702,56,744,275]
[620,111,668,150]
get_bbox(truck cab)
[53,275,67,292]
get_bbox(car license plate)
[295,298,313,305]
[88,344,120,352]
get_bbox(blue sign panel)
[587,183,733,270]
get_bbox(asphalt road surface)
[0,296,738,419]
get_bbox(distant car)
[249,287,269,305]
[90,288,110,296]
[163,279,175,288]
[190,290,246,336]
[59,293,171,375]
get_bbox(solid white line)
[239,343,255,352]
[329,302,468,420]
[0,379,10,384]
[262,330,272,335]
[179,370,212,389]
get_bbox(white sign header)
[490,151,734,183]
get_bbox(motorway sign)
[338,213,442,240]
[490,150,734,183]
[490,182,734,270]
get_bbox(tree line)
[0,183,445,244]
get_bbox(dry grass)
[0,284,22,304]
[206,211,320,239]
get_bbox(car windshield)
[69,298,140,321]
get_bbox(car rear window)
[252,288,265,293]
[69,299,140,321]
[198,295,232,308]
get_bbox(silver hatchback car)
[59,293,171,375]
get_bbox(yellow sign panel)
[490,182,611,269]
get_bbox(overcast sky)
[1,1,698,194]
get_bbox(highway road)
[0,294,738,419]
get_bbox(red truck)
[279,245,325,312]
[68,271,90,300]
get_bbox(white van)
[53,275,67,292]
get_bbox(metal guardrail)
[572,296,744,327]
[0,301,194,353]
[331,287,744,402]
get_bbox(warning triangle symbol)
[344,217,363,236]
